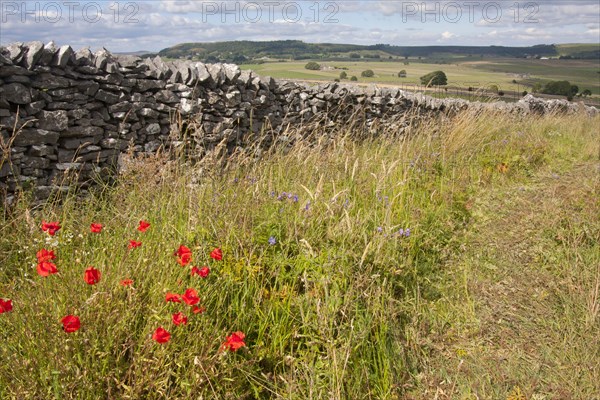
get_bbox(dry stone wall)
[1,41,597,200]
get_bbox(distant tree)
[398,70,407,78]
[542,80,573,97]
[361,69,375,78]
[403,61,410,65]
[339,71,347,79]
[512,79,517,84]
[570,84,579,95]
[349,53,361,59]
[498,91,505,96]
[532,82,542,93]
[419,70,447,86]
[582,89,592,97]
[522,90,528,96]
[489,84,499,93]
[204,55,220,63]
[232,54,248,64]
[305,61,321,70]
[350,76,358,81]
[334,78,340,82]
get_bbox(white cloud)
[441,31,456,40]
[585,28,600,36]
[0,0,597,51]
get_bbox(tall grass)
[0,110,598,399]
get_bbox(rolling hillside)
[155,40,567,62]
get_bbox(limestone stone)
[52,45,74,67]
[95,89,119,104]
[6,42,25,63]
[3,83,31,104]
[37,110,68,131]
[12,129,60,146]
[21,41,44,69]
[29,144,55,157]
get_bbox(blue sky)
[1,1,598,52]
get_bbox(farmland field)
[242,58,600,97]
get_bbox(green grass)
[1,111,598,399]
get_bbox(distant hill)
[555,43,600,59]
[115,50,153,56]
[150,40,586,63]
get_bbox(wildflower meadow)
[1,111,599,399]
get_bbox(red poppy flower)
[120,279,134,286]
[41,220,61,236]
[178,253,192,266]
[137,220,151,232]
[37,261,58,277]
[36,249,56,263]
[84,266,101,285]
[61,315,80,333]
[165,292,181,303]
[174,245,192,266]
[90,223,103,233]
[221,331,246,352]
[174,245,191,256]
[174,245,191,257]
[191,305,206,314]
[191,266,209,277]
[152,327,170,343]
[181,288,199,305]
[0,298,13,314]
[172,312,188,326]
[210,248,223,261]
[128,240,142,249]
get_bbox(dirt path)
[415,163,600,399]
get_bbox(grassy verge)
[0,110,598,399]
[410,133,600,398]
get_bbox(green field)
[242,58,600,96]
[467,58,600,94]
